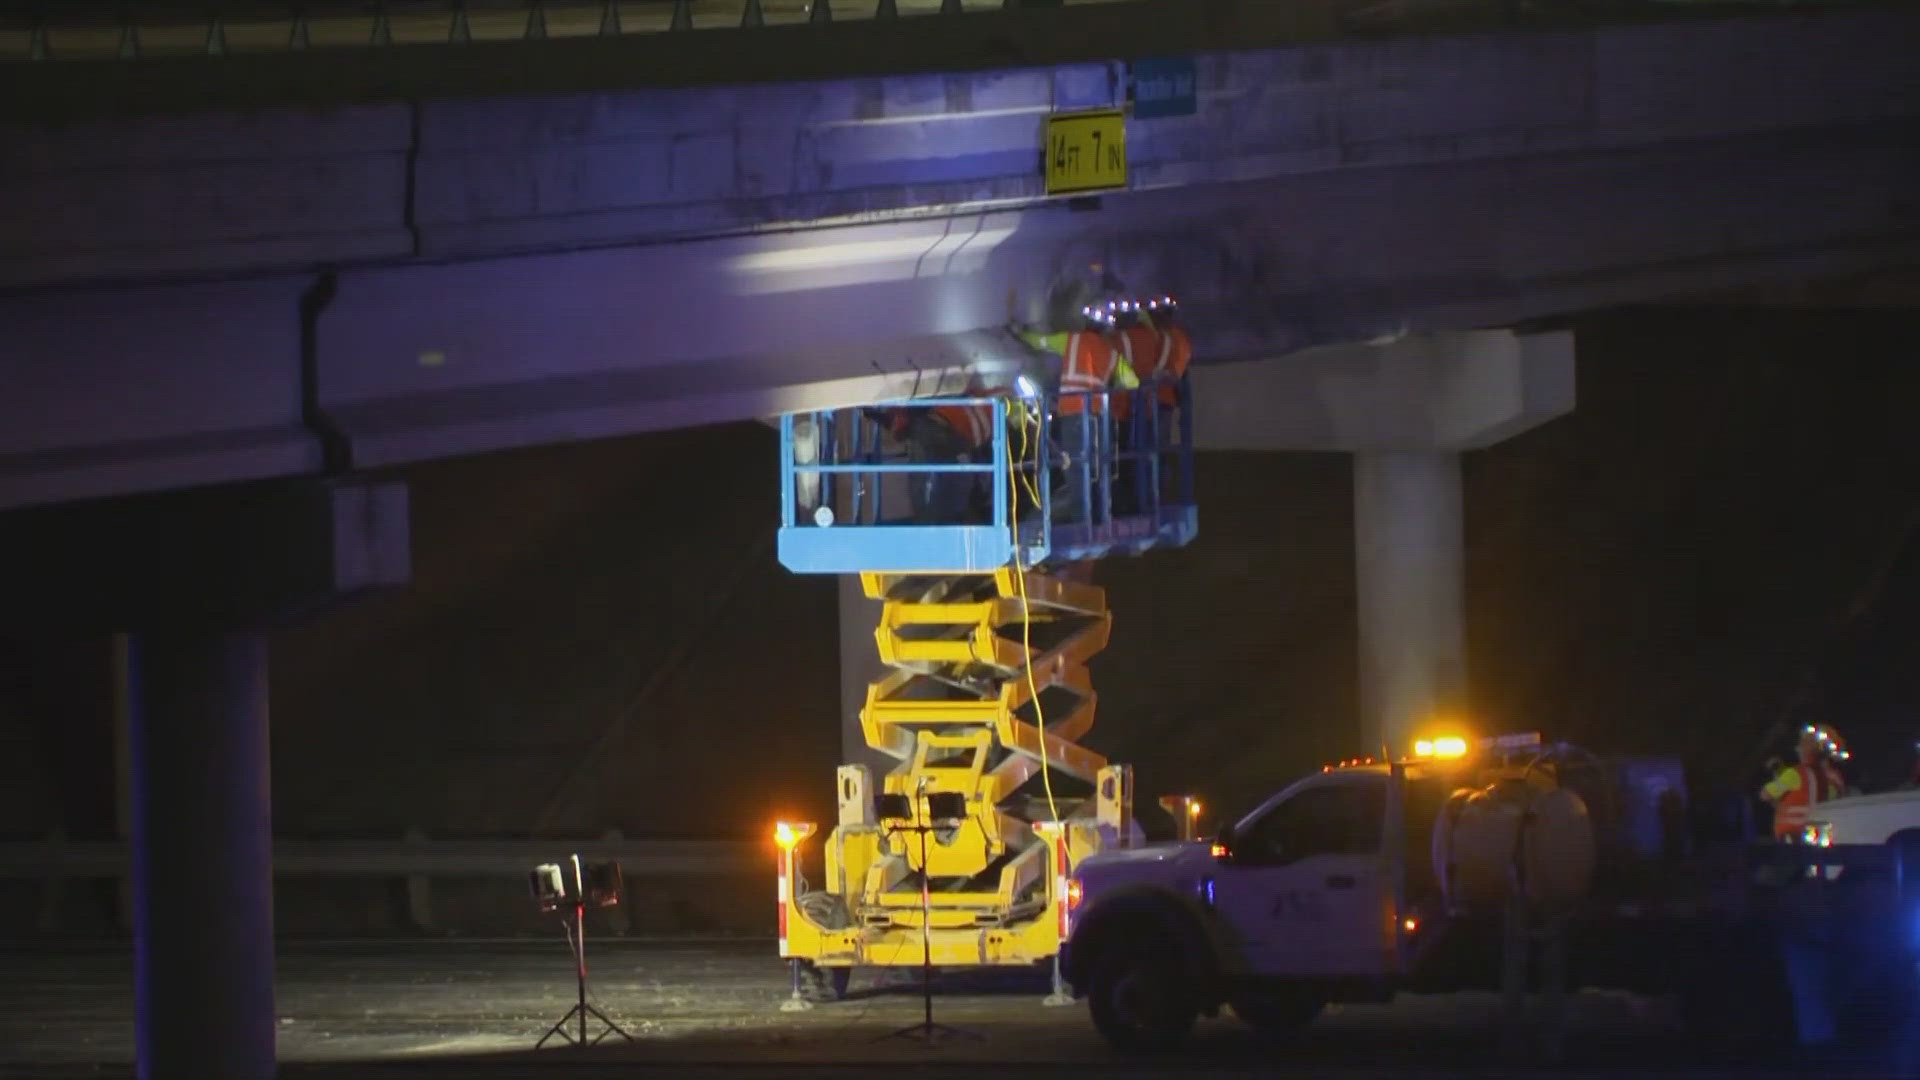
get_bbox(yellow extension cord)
[1007,402,1061,827]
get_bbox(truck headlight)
[1802,822,1832,848]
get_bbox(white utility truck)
[1060,733,1918,1053]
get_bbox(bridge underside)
[1,5,1917,511]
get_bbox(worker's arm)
[1015,327,1070,354]
[1761,766,1802,803]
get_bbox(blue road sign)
[1132,57,1198,119]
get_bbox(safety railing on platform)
[0,0,1145,61]
[0,828,762,934]
[777,378,1195,573]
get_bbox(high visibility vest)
[1147,326,1192,407]
[1025,330,1135,415]
[1112,324,1191,420]
[930,403,995,449]
[1767,761,1845,839]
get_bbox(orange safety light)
[1415,737,1470,760]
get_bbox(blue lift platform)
[777,382,1198,574]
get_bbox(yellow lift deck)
[772,383,1197,1001]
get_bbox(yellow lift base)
[777,567,1134,991]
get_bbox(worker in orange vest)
[1109,295,1193,513]
[1139,296,1193,412]
[1111,297,1191,420]
[1015,296,1137,523]
[1761,724,1851,841]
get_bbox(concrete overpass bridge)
[3,1,1915,508]
[2,3,1917,1076]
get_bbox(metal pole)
[1079,397,1091,527]
[1147,391,1161,518]
[1178,376,1195,503]
[573,855,588,1049]
[992,399,1008,541]
[779,414,796,527]
[1039,405,1053,557]
[577,901,588,1047]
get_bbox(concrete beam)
[1192,329,1575,452]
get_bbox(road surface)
[0,938,1907,1077]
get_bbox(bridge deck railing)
[0,0,1141,61]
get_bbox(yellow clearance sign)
[1044,109,1127,196]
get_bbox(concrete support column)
[1354,451,1466,758]
[129,631,275,1080]
[838,574,889,773]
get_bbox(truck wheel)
[1088,942,1197,1052]
[799,961,852,1003]
[1230,993,1323,1038]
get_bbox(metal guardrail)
[0,836,762,876]
[4,831,767,934]
[0,0,1133,61]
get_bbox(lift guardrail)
[777,381,1196,574]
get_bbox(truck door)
[1217,774,1393,976]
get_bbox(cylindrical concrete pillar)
[129,631,275,1080]
[1354,452,1466,759]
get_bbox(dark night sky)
[3,302,1920,931]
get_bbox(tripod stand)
[877,789,983,1046]
[536,854,635,1050]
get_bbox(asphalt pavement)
[0,938,1908,1078]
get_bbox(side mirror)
[1212,822,1236,862]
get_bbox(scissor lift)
[772,381,1197,999]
